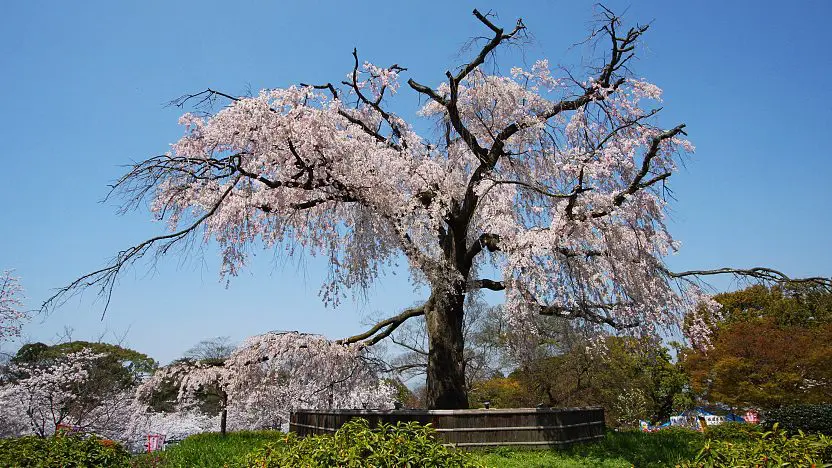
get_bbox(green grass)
[130,431,287,468]
[471,429,703,468]
[130,429,702,467]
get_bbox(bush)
[703,422,762,442]
[762,404,832,435]
[245,418,480,468]
[0,433,131,467]
[679,423,832,467]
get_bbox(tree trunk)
[425,289,469,409]
[220,391,228,436]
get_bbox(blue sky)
[1,1,830,364]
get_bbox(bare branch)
[41,179,240,316]
[667,267,832,290]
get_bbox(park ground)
[131,428,701,467]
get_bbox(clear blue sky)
[1,1,830,364]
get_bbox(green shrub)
[762,404,832,435]
[679,423,832,467]
[245,418,481,468]
[0,433,130,467]
[703,422,762,442]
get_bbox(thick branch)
[464,233,501,266]
[613,124,685,206]
[341,49,408,150]
[338,306,425,347]
[467,279,505,291]
[408,9,525,164]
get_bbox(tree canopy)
[45,8,832,409]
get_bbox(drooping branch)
[338,306,425,347]
[482,176,586,199]
[41,179,241,315]
[667,267,832,290]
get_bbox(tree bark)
[220,391,228,436]
[424,288,469,409]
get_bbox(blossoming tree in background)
[0,342,156,440]
[1,270,26,343]
[0,349,118,437]
[134,332,394,435]
[45,8,831,409]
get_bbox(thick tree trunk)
[220,391,228,436]
[425,289,468,409]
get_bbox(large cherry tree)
[46,9,831,409]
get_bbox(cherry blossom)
[48,9,830,409]
[135,332,395,432]
[0,271,26,342]
[0,348,108,437]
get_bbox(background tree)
[0,346,142,438]
[45,8,832,409]
[0,340,156,438]
[10,340,157,390]
[183,336,236,362]
[136,332,395,434]
[468,333,692,427]
[681,284,832,409]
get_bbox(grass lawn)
[131,431,287,467]
[130,429,702,467]
[471,430,702,468]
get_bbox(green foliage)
[9,341,158,397]
[763,404,832,436]
[12,341,157,375]
[468,376,529,409]
[470,335,691,427]
[682,285,832,408]
[383,378,417,407]
[472,429,703,468]
[679,423,832,467]
[131,431,285,468]
[564,428,702,467]
[0,433,130,468]
[245,418,480,468]
[703,421,762,442]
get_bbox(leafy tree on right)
[680,284,832,409]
